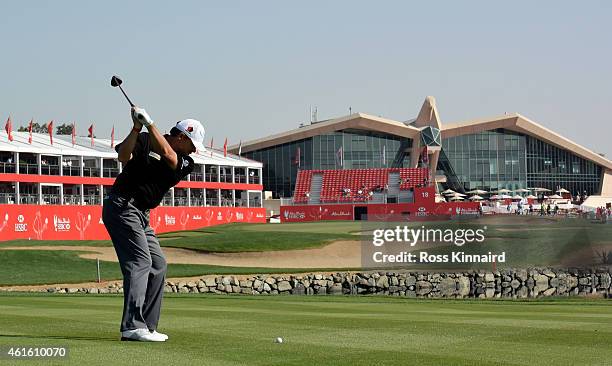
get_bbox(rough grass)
[0,222,358,252]
[0,294,610,366]
[0,250,322,286]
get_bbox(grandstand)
[293,168,429,204]
[280,166,472,222]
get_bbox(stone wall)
[10,267,612,298]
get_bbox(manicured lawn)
[0,294,610,365]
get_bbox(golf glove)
[132,107,154,127]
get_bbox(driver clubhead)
[110,75,122,87]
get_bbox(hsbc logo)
[418,207,426,212]
[15,214,27,232]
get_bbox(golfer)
[102,107,204,342]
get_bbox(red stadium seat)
[293,167,430,203]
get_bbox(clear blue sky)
[1,1,610,156]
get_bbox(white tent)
[469,195,484,200]
[556,188,570,193]
[441,189,456,195]
[533,187,552,192]
[466,189,488,195]
[494,188,512,194]
[526,194,537,199]
[515,188,531,193]
[450,196,464,201]
[548,194,563,199]
[499,194,513,199]
[512,194,523,200]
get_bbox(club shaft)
[118,85,135,107]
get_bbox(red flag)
[223,138,228,157]
[111,125,115,148]
[47,120,54,145]
[88,124,94,147]
[28,119,33,144]
[71,122,76,146]
[4,116,13,142]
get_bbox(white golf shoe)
[121,328,166,342]
[150,330,169,341]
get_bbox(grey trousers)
[102,194,167,332]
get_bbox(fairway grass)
[0,294,610,365]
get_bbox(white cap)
[175,119,205,151]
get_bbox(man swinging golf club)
[102,105,204,342]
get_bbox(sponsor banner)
[280,205,354,222]
[280,187,480,223]
[0,205,266,241]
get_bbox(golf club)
[110,75,134,107]
[110,75,145,121]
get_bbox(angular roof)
[229,95,611,171]
[443,113,612,170]
[230,112,422,154]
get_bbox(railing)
[220,174,233,183]
[19,194,38,204]
[189,172,204,181]
[205,173,218,182]
[18,163,38,175]
[41,194,61,205]
[83,167,100,177]
[40,164,60,175]
[0,193,16,204]
[190,198,204,206]
[102,168,119,178]
[173,197,188,206]
[0,162,16,173]
[62,166,81,176]
[63,195,81,205]
[83,195,101,205]
[220,198,234,207]
[286,193,406,205]
[235,199,248,207]
[206,198,218,206]
[249,198,261,207]
[248,176,260,184]
[161,197,173,206]
[234,175,247,183]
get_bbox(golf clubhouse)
[230,97,612,221]
[0,132,266,241]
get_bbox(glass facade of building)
[441,129,527,192]
[526,135,602,196]
[440,129,602,194]
[244,129,412,198]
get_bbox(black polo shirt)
[112,132,194,210]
